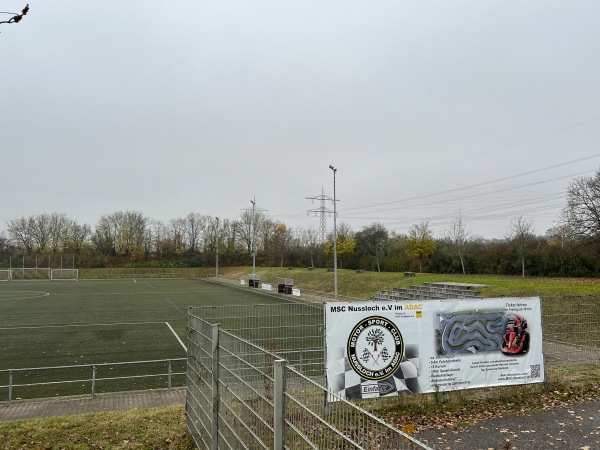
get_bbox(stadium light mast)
[215,217,219,277]
[250,197,256,276]
[329,165,338,298]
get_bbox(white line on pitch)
[133,279,137,283]
[165,322,187,352]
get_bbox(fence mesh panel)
[186,304,434,450]
[543,295,600,386]
[186,314,214,450]
[284,365,430,450]
[193,303,326,377]
[187,296,600,449]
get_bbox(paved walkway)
[0,388,186,421]
[417,399,600,450]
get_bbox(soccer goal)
[10,268,51,280]
[0,270,12,281]
[50,269,79,281]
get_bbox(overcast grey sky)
[2,0,600,240]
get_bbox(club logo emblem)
[347,316,404,380]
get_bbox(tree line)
[1,169,599,276]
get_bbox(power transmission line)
[306,188,335,243]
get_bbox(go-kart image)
[501,314,530,355]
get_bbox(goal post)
[10,268,51,280]
[50,269,79,281]
[0,270,12,281]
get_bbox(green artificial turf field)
[0,278,286,400]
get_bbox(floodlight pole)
[329,165,338,298]
[251,197,256,276]
[215,217,219,277]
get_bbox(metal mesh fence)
[186,296,600,449]
[186,305,434,450]
[284,365,430,449]
[0,359,186,403]
[194,303,325,377]
[0,254,76,270]
[542,295,600,386]
[186,314,214,450]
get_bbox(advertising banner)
[325,298,544,400]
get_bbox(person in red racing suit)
[502,316,528,354]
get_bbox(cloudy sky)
[2,0,600,240]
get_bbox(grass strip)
[0,405,194,450]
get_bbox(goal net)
[50,269,79,281]
[10,268,51,280]
[0,270,12,281]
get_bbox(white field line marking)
[0,292,50,301]
[144,280,154,288]
[166,322,187,352]
[37,290,221,296]
[133,279,137,282]
[0,321,167,330]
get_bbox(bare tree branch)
[562,168,600,242]
[0,4,29,28]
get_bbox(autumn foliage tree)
[325,223,356,269]
[406,222,436,272]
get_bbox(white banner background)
[325,298,544,400]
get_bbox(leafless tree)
[562,168,600,243]
[299,227,320,268]
[202,216,219,252]
[507,215,535,277]
[93,214,118,255]
[31,213,52,252]
[115,211,147,256]
[7,216,35,253]
[445,210,470,274]
[258,217,281,255]
[235,210,267,254]
[219,218,237,253]
[184,213,206,252]
[169,218,186,254]
[149,220,169,256]
[93,211,147,256]
[67,221,91,253]
[49,213,71,252]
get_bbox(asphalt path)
[417,400,600,450]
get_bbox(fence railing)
[186,306,435,450]
[187,296,600,449]
[0,358,186,404]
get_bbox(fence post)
[541,297,548,390]
[92,366,96,398]
[274,359,287,450]
[168,360,172,390]
[8,370,13,405]
[211,324,220,450]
